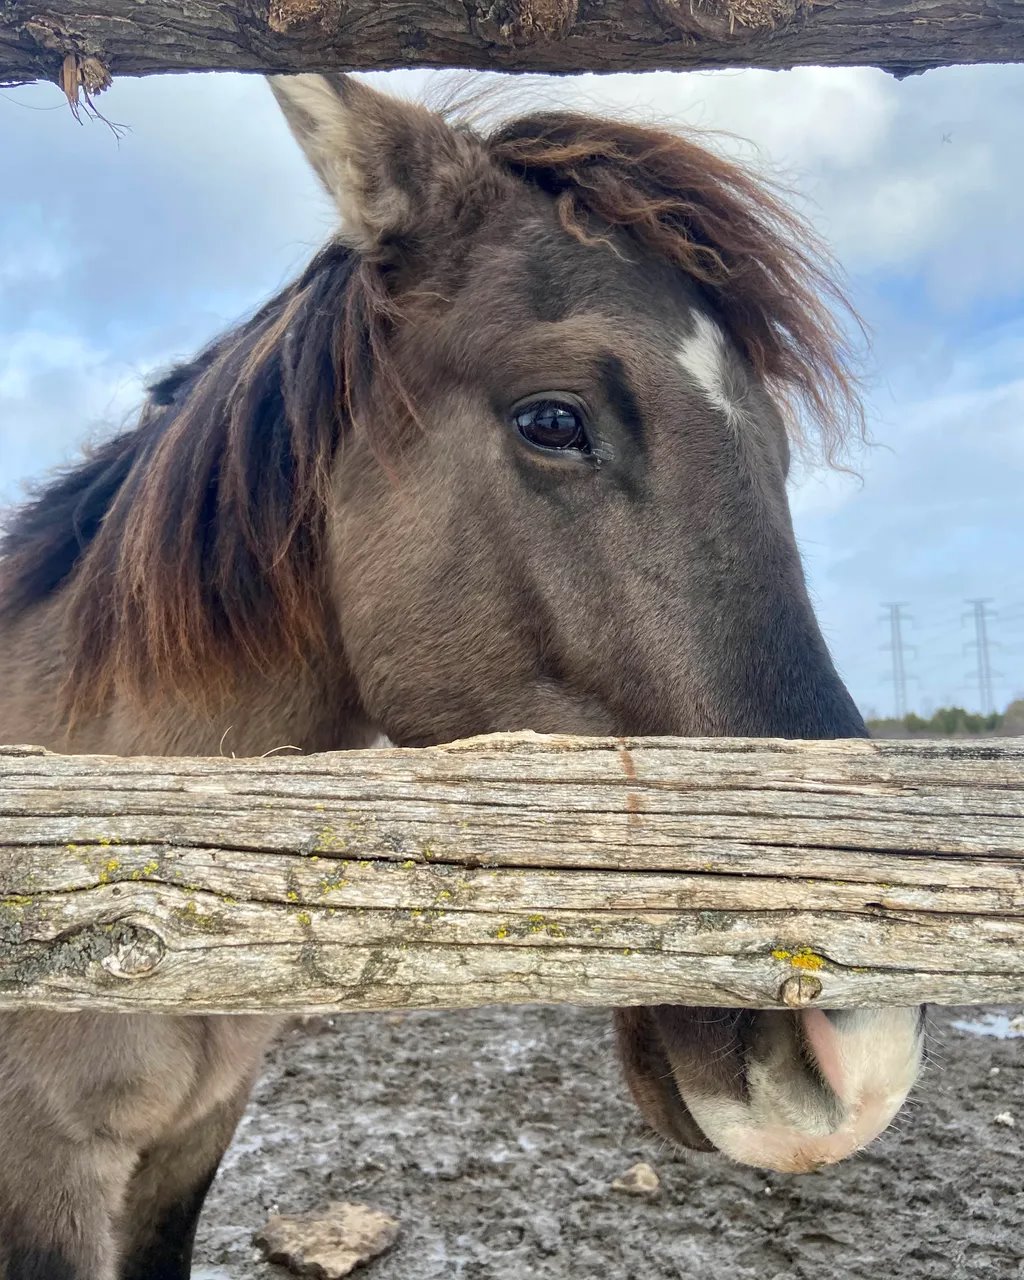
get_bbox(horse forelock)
[485,110,865,463]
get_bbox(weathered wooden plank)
[3,0,1024,91]
[0,733,1021,1014]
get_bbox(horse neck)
[0,597,378,759]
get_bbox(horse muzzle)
[615,1004,924,1173]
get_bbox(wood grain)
[1,733,1021,1014]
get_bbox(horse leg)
[0,1012,144,1280]
[117,1081,255,1280]
[117,1014,277,1280]
[0,1011,273,1280]
[0,1134,132,1280]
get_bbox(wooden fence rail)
[1,733,1022,1016]
[4,0,1024,90]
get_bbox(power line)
[880,602,914,719]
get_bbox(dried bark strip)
[0,733,1022,1014]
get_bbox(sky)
[1,63,1022,720]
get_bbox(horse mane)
[0,241,397,712]
[0,104,862,716]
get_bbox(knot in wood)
[267,0,329,34]
[100,922,166,979]
[779,972,822,1008]
[476,0,579,46]
[649,0,798,39]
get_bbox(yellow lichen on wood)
[771,947,826,971]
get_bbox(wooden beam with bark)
[1,734,1022,1016]
[2,0,1024,96]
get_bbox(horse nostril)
[799,1008,848,1100]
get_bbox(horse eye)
[513,400,589,452]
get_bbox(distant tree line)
[868,700,1024,739]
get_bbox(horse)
[0,72,924,1279]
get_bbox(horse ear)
[268,73,467,256]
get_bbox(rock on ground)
[611,1162,661,1197]
[195,1004,1024,1280]
[255,1202,399,1278]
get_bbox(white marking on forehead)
[676,312,745,427]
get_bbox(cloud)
[0,73,333,498]
[795,315,1024,712]
[0,329,148,501]
[0,75,328,343]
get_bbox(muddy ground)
[195,1004,1022,1280]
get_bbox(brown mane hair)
[0,105,862,717]
[0,241,398,713]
